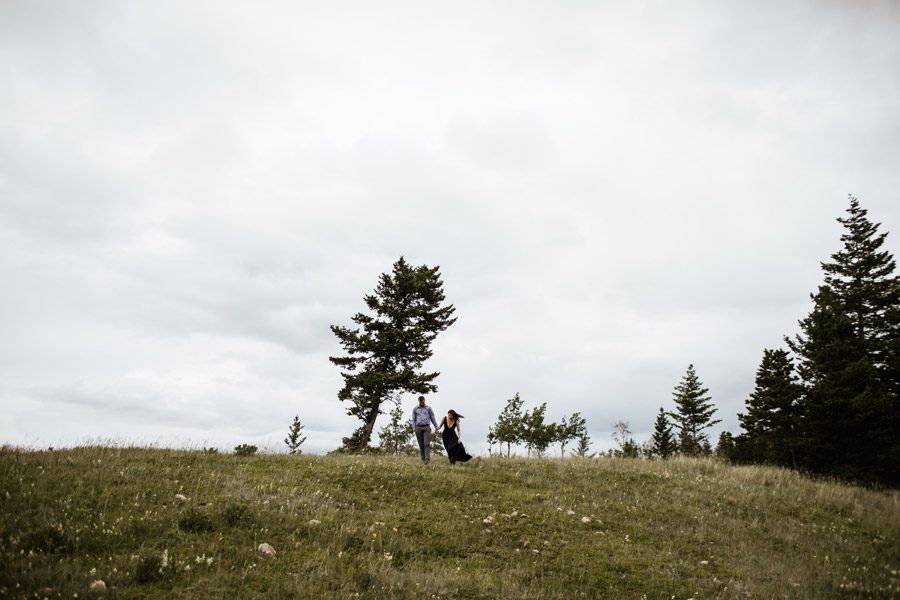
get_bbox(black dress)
[440,417,472,464]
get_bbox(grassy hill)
[1,446,897,599]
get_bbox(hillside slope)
[1,447,897,598]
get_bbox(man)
[410,395,438,464]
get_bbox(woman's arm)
[456,420,461,441]
[436,416,445,433]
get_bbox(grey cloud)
[1,0,899,453]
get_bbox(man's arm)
[428,406,438,429]
[410,407,417,429]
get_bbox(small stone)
[89,580,106,592]
[308,519,321,526]
[258,543,277,557]
[581,516,592,523]
[175,494,189,503]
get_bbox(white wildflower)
[258,543,277,557]
[174,494,189,503]
[566,509,576,516]
[308,519,321,526]
[581,516,592,523]
[88,580,106,593]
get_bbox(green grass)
[1,447,897,599]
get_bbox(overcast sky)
[2,1,899,455]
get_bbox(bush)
[23,525,73,554]
[134,554,165,584]
[221,502,253,527]
[233,444,257,457]
[178,508,214,533]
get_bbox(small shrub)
[233,444,257,457]
[203,447,219,454]
[134,554,165,584]
[23,525,73,554]
[222,502,253,527]
[178,508,214,533]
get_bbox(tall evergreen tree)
[330,257,456,451]
[788,285,891,482]
[668,364,720,456]
[784,197,899,484]
[284,414,307,455]
[821,196,899,375]
[649,407,677,459]
[813,195,899,482]
[735,348,802,468]
[488,393,524,457]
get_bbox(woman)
[436,409,472,465]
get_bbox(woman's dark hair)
[447,409,464,420]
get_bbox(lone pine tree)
[573,430,592,457]
[329,257,456,451]
[668,364,720,456]
[284,414,307,455]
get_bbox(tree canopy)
[330,257,456,451]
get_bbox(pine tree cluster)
[734,196,899,485]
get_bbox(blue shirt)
[411,405,437,428]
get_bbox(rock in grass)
[89,579,107,592]
[258,542,277,557]
[175,493,189,503]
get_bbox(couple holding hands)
[410,395,472,465]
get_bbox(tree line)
[322,196,897,485]
[486,393,590,457]
[596,196,898,486]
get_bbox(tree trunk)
[357,404,381,450]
